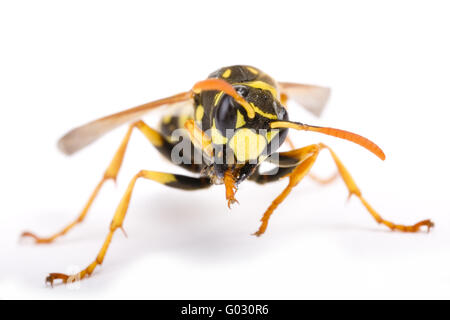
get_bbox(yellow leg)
[284,136,337,185]
[254,143,434,236]
[254,144,320,236]
[45,169,207,285]
[21,120,164,244]
[319,143,433,232]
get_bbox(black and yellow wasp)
[22,65,433,284]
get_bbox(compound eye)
[215,95,238,135]
[235,85,249,98]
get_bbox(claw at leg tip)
[427,220,434,232]
[20,231,35,239]
[227,198,239,209]
[20,231,43,244]
[45,273,70,287]
[45,275,54,288]
[252,229,263,237]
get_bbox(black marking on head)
[214,95,239,136]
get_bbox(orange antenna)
[192,78,255,118]
[270,121,386,160]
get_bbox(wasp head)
[204,89,289,205]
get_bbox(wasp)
[22,65,434,285]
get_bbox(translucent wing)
[58,91,192,155]
[58,77,266,156]
[278,82,331,117]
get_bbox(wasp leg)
[308,172,339,185]
[253,144,320,236]
[253,144,434,236]
[22,120,199,244]
[284,136,296,150]
[283,136,337,185]
[45,170,210,285]
[317,143,433,232]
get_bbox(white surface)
[1,1,449,299]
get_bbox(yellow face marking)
[250,103,278,120]
[234,80,278,99]
[235,110,246,128]
[229,128,267,162]
[195,105,204,122]
[214,91,224,106]
[246,66,259,75]
[211,119,228,144]
[162,115,172,124]
[222,69,232,78]
[266,130,279,142]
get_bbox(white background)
[1,1,449,299]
